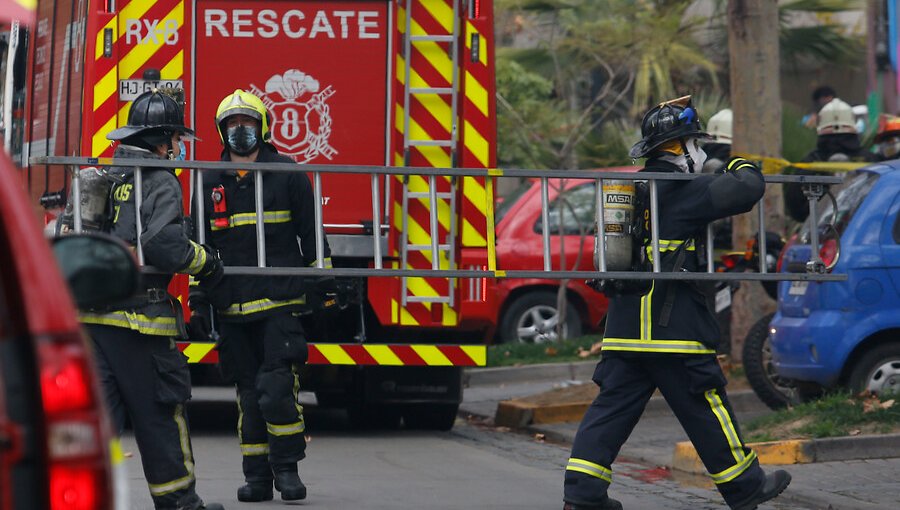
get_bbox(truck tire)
[499,291,582,344]
[403,403,459,431]
[347,403,402,430]
[742,313,798,410]
[847,343,900,396]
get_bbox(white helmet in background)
[707,108,733,144]
[817,98,857,135]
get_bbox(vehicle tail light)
[776,233,798,273]
[38,338,115,510]
[819,238,839,271]
[720,254,740,270]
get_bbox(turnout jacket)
[601,158,765,355]
[193,143,332,322]
[80,145,211,337]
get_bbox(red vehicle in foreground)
[489,168,639,343]
[0,148,135,510]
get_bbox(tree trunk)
[727,0,783,361]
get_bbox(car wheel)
[847,343,900,396]
[499,291,582,344]
[742,313,800,409]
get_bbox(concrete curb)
[671,433,900,475]
[464,361,597,387]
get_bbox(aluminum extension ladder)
[398,0,462,306]
[35,155,847,286]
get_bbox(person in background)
[785,98,876,223]
[802,85,837,129]
[874,114,900,162]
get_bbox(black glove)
[195,245,224,287]
[308,276,341,314]
[187,307,213,342]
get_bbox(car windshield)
[495,180,532,224]
[800,171,878,242]
[534,182,596,235]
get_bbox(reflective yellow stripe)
[308,257,334,269]
[149,404,194,496]
[292,365,304,421]
[705,389,745,463]
[645,239,696,260]
[220,298,306,317]
[266,419,305,437]
[240,443,270,456]
[710,451,758,484]
[80,311,178,336]
[210,210,292,231]
[602,338,716,354]
[565,458,612,483]
[640,282,653,340]
[184,242,207,274]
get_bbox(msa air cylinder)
[595,180,634,271]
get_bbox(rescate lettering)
[204,9,382,40]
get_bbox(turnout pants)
[564,355,765,509]
[87,325,199,510]
[218,312,308,483]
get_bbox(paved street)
[119,383,820,510]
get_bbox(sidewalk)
[461,362,900,510]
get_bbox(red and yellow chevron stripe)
[178,342,486,367]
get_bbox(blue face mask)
[226,125,259,155]
[176,140,187,161]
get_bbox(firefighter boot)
[731,470,792,510]
[173,492,225,510]
[273,463,307,501]
[563,496,623,510]
[236,481,274,502]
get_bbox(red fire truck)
[21,0,497,429]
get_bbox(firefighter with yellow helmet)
[563,97,791,510]
[80,89,225,510]
[188,89,336,503]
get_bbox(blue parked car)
[770,162,900,398]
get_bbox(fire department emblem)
[249,69,337,163]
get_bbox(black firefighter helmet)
[106,89,195,142]
[629,95,710,159]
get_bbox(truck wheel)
[499,292,582,344]
[742,313,798,409]
[847,343,900,396]
[403,403,459,431]
[347,403,402,430]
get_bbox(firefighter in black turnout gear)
[563,97,791,510]
[79,90,225,510]
[189,89,335,503]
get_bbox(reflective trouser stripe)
[80,311,178,336]
[565,457,612,483]
[710,451,758,484]
[148,404,195,496]
[240,443,270,456]
[705,389,745,463]
[266,418,305,437]
[221,298,306,317]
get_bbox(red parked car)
[491,167,640,343]
[0,148,137,510]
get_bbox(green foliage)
[487,334,601,367]
[744,392,900,442]
[782,102,818,162]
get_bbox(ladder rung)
[407,191,453,199]
[406,295,453,304]
[410,87,454,95]
[410,35,454,43]
[408,140,453,147]
[407,244,451,251]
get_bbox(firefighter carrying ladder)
[37,155,851,366]
[399,0,461,312]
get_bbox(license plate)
[788,281,809,296]
[714,287,731,313]
[119,79,184,101]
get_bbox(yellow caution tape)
[734,153,869,175]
